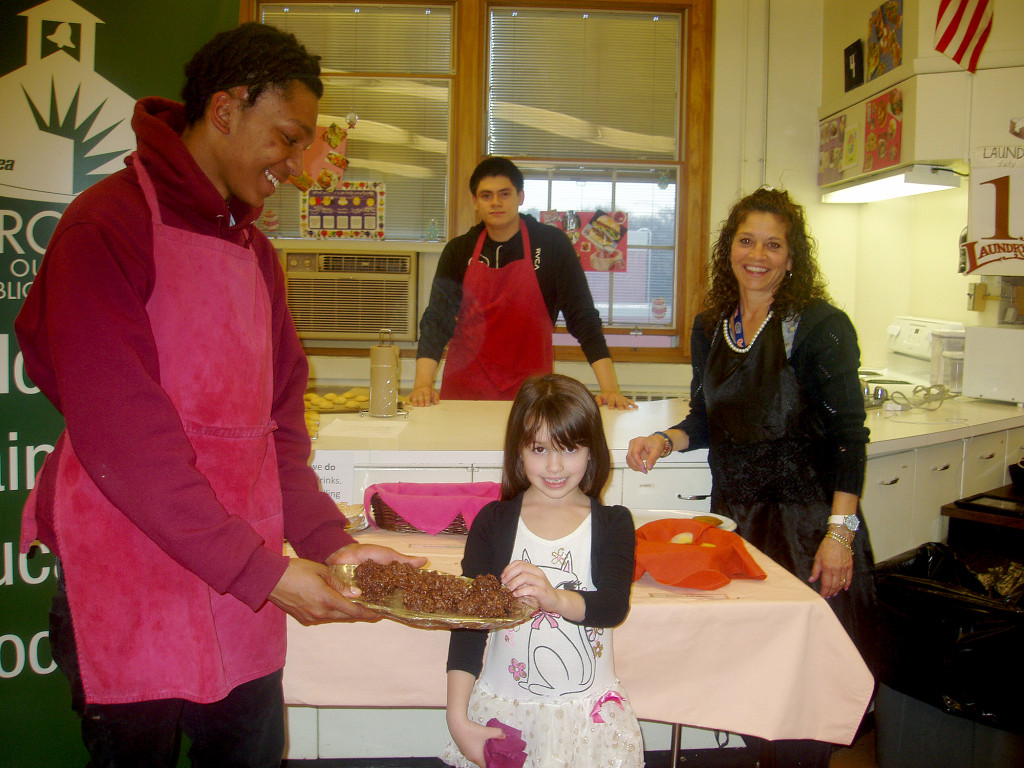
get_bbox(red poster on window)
[541,209,628,272]
[288,122,350,193]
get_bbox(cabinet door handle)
[678,493,710,500]
[931,463,951,472]
[878,477,900,486]
[978,453,996,460]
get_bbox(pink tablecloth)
[283,529,873,745]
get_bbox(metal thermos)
[369,329,400,417]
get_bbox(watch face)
[844,515,860,531]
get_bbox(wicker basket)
[369,493,469,535]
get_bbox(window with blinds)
[259,4,452,240]
[489,8,683,340]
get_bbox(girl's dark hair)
[704,187,830,326]
[181,23,323,124]
[501,374,610,501]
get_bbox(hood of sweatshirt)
[128,96,261,238]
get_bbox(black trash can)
[874,542,1024,768]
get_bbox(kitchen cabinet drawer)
[621,465,713,514]
[862,450,915,562]
[962,431,1007,496]
[1006,426,1024,481]
[912,440,963,545]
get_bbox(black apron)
[704,312,878,673]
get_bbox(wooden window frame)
[242,0,712,364]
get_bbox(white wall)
[310,0,1022,389]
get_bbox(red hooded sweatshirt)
[16,97,353,610]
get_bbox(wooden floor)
[830,729,878,768]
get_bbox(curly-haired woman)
[626,187,878,766]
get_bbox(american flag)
[934,0,993,72]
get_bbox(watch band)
[828,514,859,532]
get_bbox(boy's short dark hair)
[470,156,524,195]
[181,23,323,124]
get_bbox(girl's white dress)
[440,516,644,768]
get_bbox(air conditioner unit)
[282,250,418,341]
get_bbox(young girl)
[440,374,643,768]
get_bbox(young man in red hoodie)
[17,23,422,766]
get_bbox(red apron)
[440,221,554,400]
[21,155,285,704]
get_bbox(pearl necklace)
[722,310,773,354]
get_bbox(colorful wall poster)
[541,210,628,272]
[818,115,846,185]
[863,88,903,173]
[300,181,385,239]
[866,0,903,82]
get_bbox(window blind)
[261,4,452,239]
[488,8,681,161]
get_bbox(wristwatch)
[828,514,860,533]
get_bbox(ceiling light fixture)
[821,164,962,204]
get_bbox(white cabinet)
[620,465,713,514]
[469,465,503,484]
[962,431,1007,496]
[861,450,915,562]
[1006,426,1024,483]
[912,441,964,546]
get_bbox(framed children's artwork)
[300,181,385,240]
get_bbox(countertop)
[310,395,1024,461]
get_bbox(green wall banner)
[0,2,239,764]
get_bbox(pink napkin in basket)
[484,718,527,768]
[362,482,501,535]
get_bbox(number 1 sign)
[966,68,1024,276]
[965,169,1024,275]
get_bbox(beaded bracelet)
[653,431,674,458]
[825,530,854,553]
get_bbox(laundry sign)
[965,67,1024,276]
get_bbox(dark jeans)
[50,574,285,768]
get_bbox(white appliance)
[963,326,1024,404]
[859,316,965,406]
[280,249,418,341]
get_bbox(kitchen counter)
[861,396,1024,455]
[311,394,1024,462]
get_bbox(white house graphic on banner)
[0,0,136,203]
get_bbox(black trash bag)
[874,542,1024,733]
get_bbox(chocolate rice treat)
[354,561,519,618]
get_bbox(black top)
[673,299,878,672]
[417,214,612,364]
[674,299,869,497]
[446,495,636,677]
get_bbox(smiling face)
[472,174,525,241]
[729,211,793,303]
[211,82,318,208]
[521,423,590,506]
